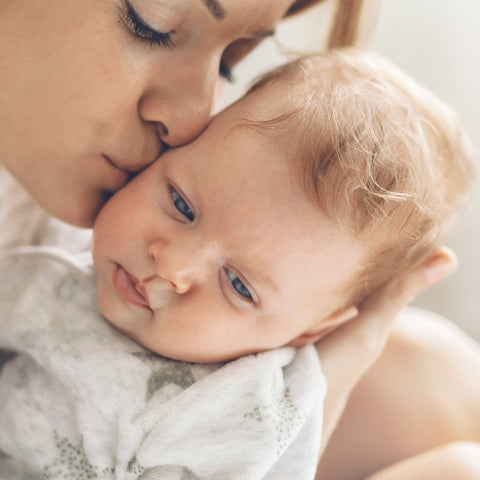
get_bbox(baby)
[0,48,475,479]
[93,48,474,363]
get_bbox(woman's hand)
[315,246,457,453]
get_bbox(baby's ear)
[287,305,359,347]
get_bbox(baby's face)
[92,88,364,362]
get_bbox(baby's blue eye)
[225,269,253,301]
[170,186,194,221]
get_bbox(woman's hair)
[245,48,477,305]
[286,0,375,48]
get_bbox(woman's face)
[0,0,296,226]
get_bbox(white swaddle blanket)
[0,248,325,480]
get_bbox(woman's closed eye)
[169,185,194,222]
[123,0,174,48]
[219,60,233,83]
[225,268,254,303]
[123,0,233,81]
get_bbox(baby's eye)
[169,186,194,221]
[225,268,253,302]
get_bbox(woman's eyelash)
[169,186,194,222]
[225,268,253,303]
[124,1,174,48]
[219,61,234,83]
[124,2,234,81]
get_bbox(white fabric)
[0,247,326,479]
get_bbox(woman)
[1,0,478,478]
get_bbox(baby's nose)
[147,239,205,295]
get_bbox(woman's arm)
[315,250,480,479]
[364,442,480,480]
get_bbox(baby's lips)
[113,265,152,311]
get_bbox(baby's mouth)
[112,265,152,311]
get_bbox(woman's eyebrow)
[251,29,276,39]
[199,1,275,39]
[200,0,226,20]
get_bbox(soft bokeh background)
[220,0,480,339]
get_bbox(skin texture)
[92,86,362,363]
[0,0,294,227]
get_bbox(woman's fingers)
[318,246,457,371]
[360,246,458,333]
[315,246,457,453]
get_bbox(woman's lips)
[104,154,148,174]
[112,265,152,311]
[102,155,132,191]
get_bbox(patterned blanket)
[0,248,325,479]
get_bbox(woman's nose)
[138,55,219,147]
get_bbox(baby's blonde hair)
[247,48,476,305]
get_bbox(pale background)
[220,0,480,340]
